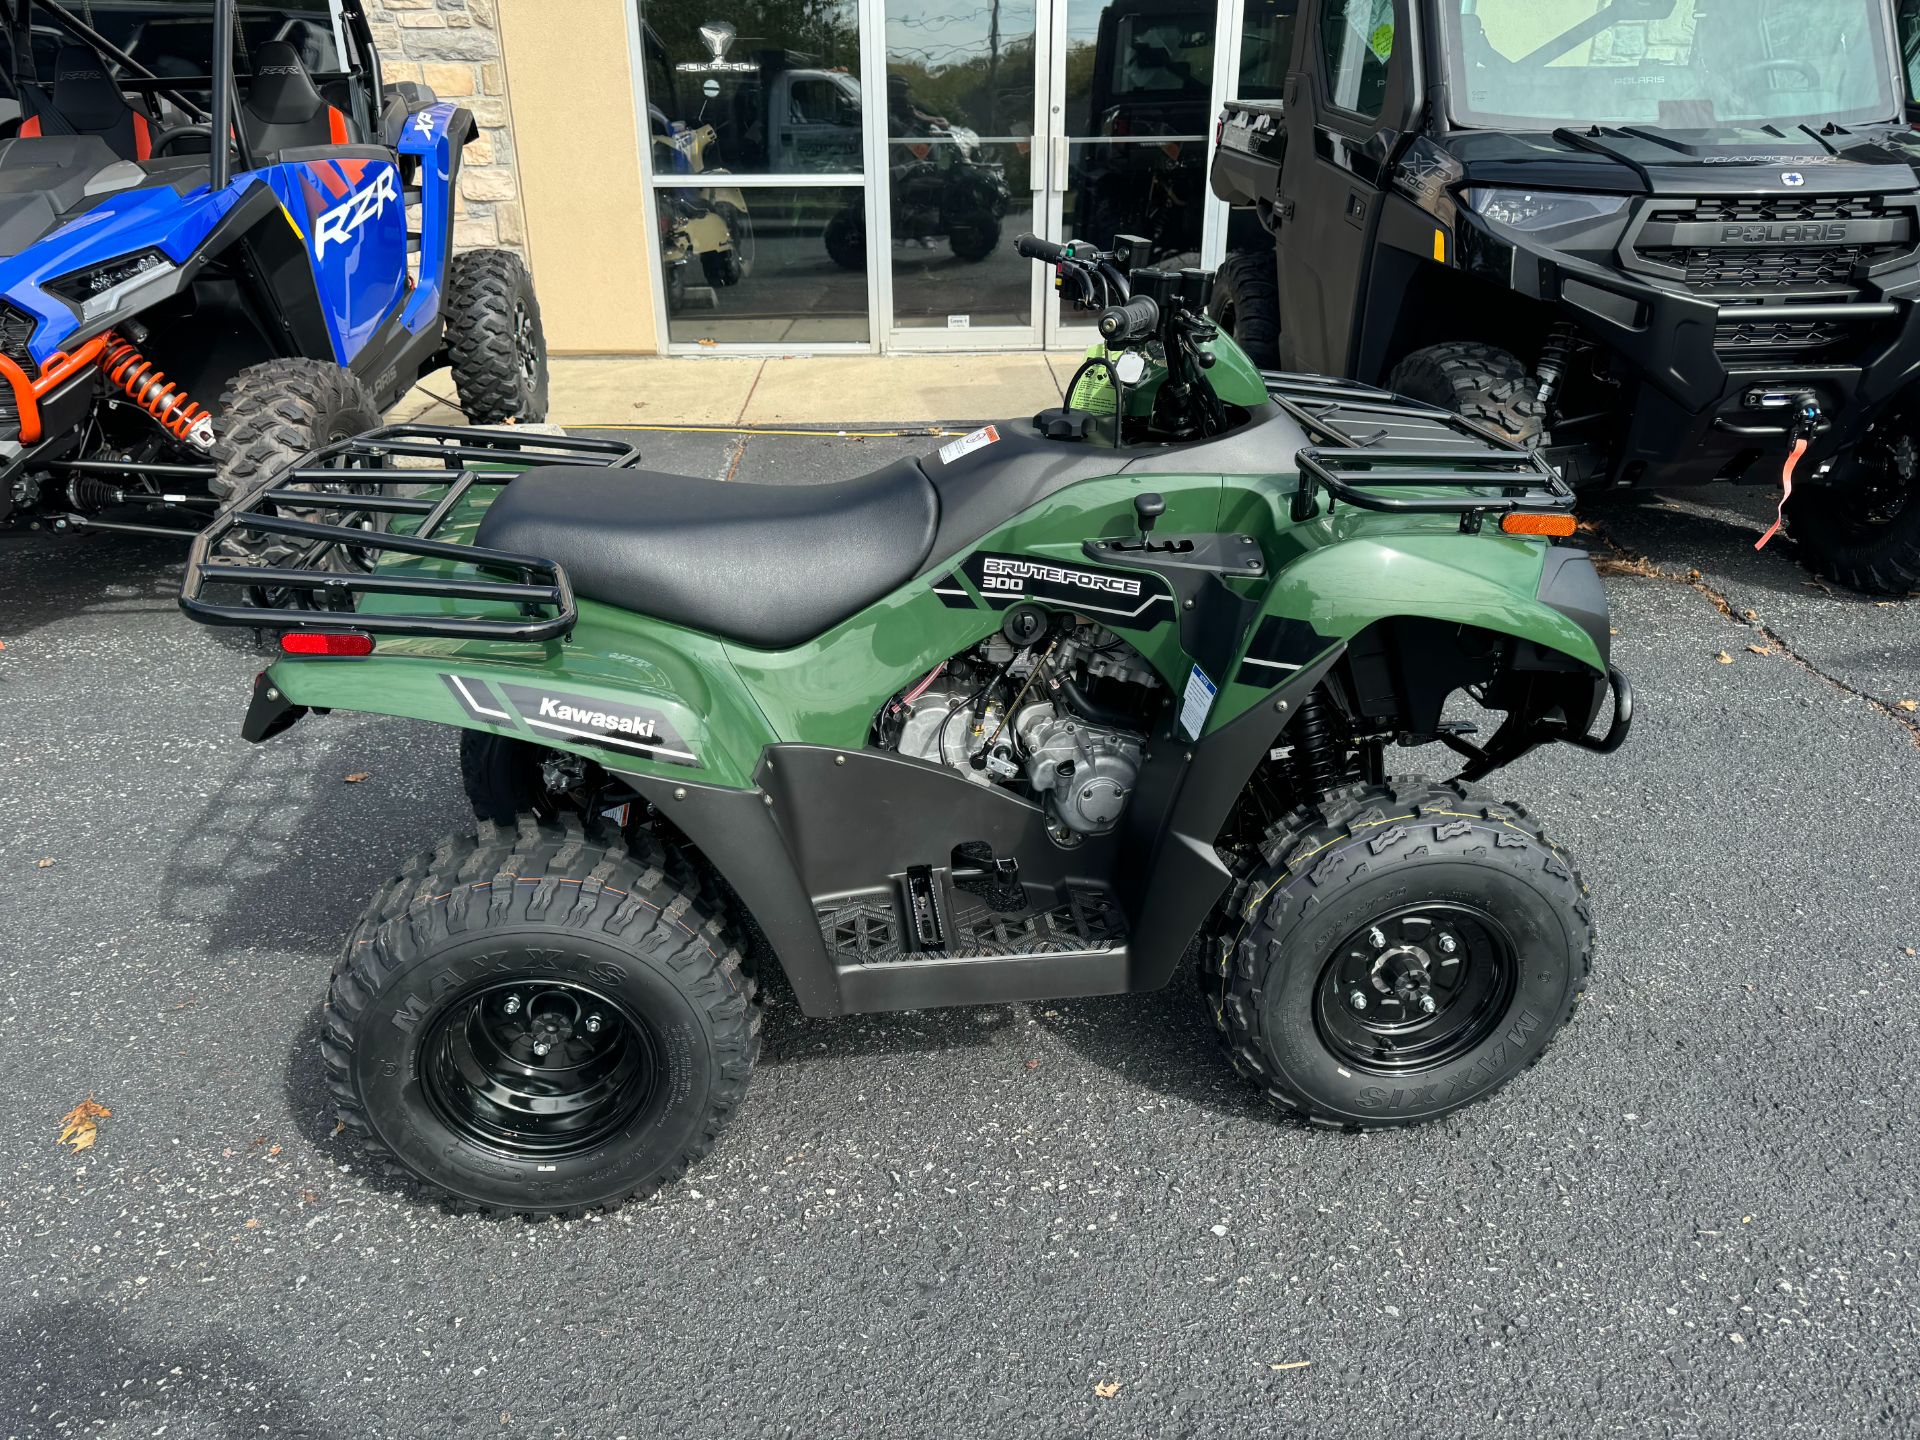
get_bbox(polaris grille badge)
[1782,171,1806,187]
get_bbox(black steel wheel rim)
[1313,903,1518,1074]
[421,979,659,1158]
[1844,424,1920,532]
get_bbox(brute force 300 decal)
[960,552,1174,628]
[439,674,701,767]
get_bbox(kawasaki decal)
[439,674,700,767]
[959,552,1174,629]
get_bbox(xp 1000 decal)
[959,552,1175,629]
[439,674,700,767]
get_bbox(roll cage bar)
[0,0,381,188]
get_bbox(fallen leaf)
[1025,1058,1040,1070]
[1608,627,1619,636]
[1270,1361,1312,1372]
[301,1191,319,1204]
[331,1121,345,1137]
[1906,947,1916,957]
[1687,568,1702,582]
[58,1097,110,1152]
[343,772,371,784]
[1746,644,1773,656]
[1093,1381,1121,1398]
[1742,608,1759,622]
[35,857,54,869]
[1715,651,1733,665]
[268,1145,283,1157]
[245,1218,261,1230]
[1898,699,1918,713]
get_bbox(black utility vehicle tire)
[446,248,550,424]
[824,210,865,271]
[324,819,759,1216]
[460,730,606,824]
[1208,250,1280,369]
[700,202,754,288]
[1199,779,1592,1128]
[1785,422,1920,594]
[947,212,1002,263]
[209,358,380,502]
[1389,343,1547,447]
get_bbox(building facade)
[379,0,1296,356]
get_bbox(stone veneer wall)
[364,0,530,256]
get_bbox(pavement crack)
[1587,524,1920,749]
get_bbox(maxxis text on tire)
[1388,342,1548,447]
[323,817,760,1216]
[1200,779,1592,1128]
[1208,250,1280,369]
[445,248,550,424]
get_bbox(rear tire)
[1389,342,1547,447]
[824,209,865,271]
[1199,779,1591,1127]
[446,248,550,424]
[1208,249,1280,369]
[946,211,1002,263]
[1785,418,1920,595]
[324,819,759,1216]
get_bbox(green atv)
[178,234,1632,1216]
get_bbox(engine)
[874,618,1164,842]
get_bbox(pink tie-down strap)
[1755,437,1809,552]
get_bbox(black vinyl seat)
[474,460,941,649]
[239,41,352,156]
[19,45,151,160]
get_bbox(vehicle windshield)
[1440,0,1900,131]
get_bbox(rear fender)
[251,600,776,790]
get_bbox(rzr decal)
[929,569,977,609]
[959,551,1174,629]
[315,166,399,256]
[499,683,700,768]
[1236,615,1337,686]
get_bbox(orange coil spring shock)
[98,333,216,451]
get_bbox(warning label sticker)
[938,424,1000,466]
[1180,663,1218,741]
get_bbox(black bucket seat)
[239,41,352,156]
[19,45,151,161]
[475,460,942,650]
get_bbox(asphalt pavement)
[2,433,1918,1438]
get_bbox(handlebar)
[1096,295,1159,345]
[1014,233,1072,264]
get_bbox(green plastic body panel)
[259,453,1602,789]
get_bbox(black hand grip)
[1015,233,1071,264]
[1096,294,1159,344]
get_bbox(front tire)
[445,248,550,424]
[1389,342,1547,447]
[946,210,1002,262]
[325,820,759,1215]
[1208,249,1280,369]
[1200,780,1591,1127]
[824,208,865,271]
[1785,418,1920,595]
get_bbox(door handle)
[1051,134,1069,188]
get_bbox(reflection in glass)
[1237,0,1296,100]
[658,188,870,344]
[884,0,1040,329]
[1061,0,1212,266]
[637,0,863,175]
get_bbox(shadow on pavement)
[0,1299,334,1438]
[0,530,188,643]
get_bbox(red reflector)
[280,631,373,656]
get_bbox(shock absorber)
[97,333,216,451]
[1535,322,1579,410]
[1289,692,1346,801]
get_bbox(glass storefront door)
[633,0,1266,352]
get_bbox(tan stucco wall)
[496,0,658,353]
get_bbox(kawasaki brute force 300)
[0,0,547,543]
[179,235,1633,1216]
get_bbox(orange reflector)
[1433,228,1447,263]
[1500,512,1577,538]
[280,630,373,657]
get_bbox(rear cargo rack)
[1262,372,1575,528]
[180,424,643,641]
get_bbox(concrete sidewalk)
[392,350,1093,429]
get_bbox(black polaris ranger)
[1209,0,1920,593]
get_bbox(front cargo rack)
[180,424,643,641]
[1262,371,1575,528]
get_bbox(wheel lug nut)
[1367,927,1386,949]
[531,1039,552,1057]
[1436,934,1458,955]
[585,1014,603,1035]
[502,995,521,1015]
[1419,994,1438,1015]
[1348,989,1368,1011]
